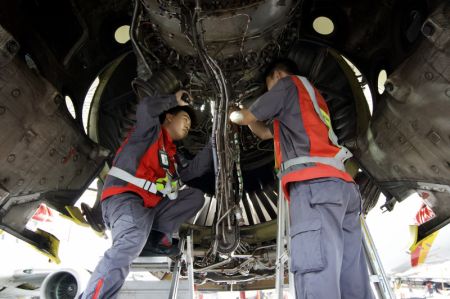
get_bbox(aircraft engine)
[40,269,90,299]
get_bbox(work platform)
[118,236,195,299]
[116,182,395,299]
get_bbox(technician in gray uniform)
[230,58,374,299]
[82,82,212,299]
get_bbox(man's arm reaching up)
[230,109,273,140]
[248,120,273,140]
[230,79,288,140]
[177,139,214,182]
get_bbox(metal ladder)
[274,182,395,299]
[123,235,195,299]
[361,217,396,299]
[275,181,295,298]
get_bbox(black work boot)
[140,230,180,257]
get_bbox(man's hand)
[175,90,192,106]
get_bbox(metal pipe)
[168,237,186,299]
[202,274,273,284]
[202,56,229,255]
[275,180,286,299]
[361,216,396,299]
[191,7,239,256]
[208,55,234,233]
[196,258,255,275]
[194,259,232,273]
[213,207,233,254]
[215,208,233,237]
[195,0,201,12]
[130,0,152,77]
[251,244,277,256]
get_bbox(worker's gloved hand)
[175,90,192,106]
[229,110,245,124]
[228,105,243,124]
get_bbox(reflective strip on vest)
[298,76,341,147]
[279,76,353,176]
[108,166,179,199]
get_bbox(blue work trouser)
[81,187,204,299]
[289,178,374,299]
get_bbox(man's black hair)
[159,105,198,129]
[263,58,300,79]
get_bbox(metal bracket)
[380,196,397,213]
[0,25,20,67]
[0,185,9,210]
[416,182,450,193]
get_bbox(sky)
[366,193,424,274]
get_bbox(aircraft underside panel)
[0,26,108,255]
[356,2,450,240]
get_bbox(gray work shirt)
[249,76,352,198]
[249,76,311,162]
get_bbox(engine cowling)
[40,269,90,299]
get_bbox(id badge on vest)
[158,150,170,170]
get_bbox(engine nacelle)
[40,268,90,299]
